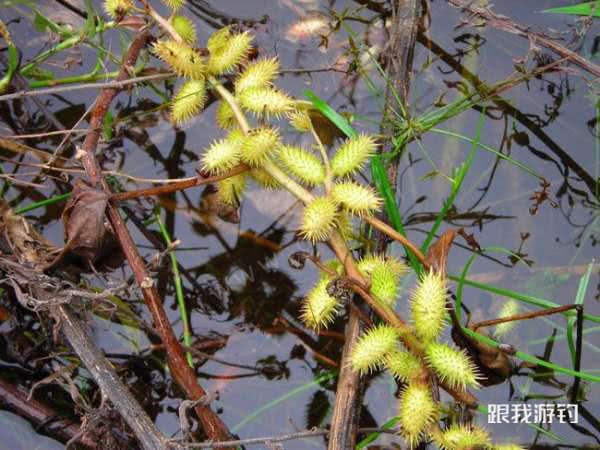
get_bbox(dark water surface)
[0,0,599,448]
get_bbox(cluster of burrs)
[104,2,525,448]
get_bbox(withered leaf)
[424,228,457,277]
[46,179,124,272]
[309,109,346,147]
[451,324,515,386]
[199,183,240,224]
[0,201,59,267]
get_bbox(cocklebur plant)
[171,15,197,44]
[357,254,407,307]
[348,271,483,447]
[141,3,524,448]
[104,0,133,18]
[399,382,439,447]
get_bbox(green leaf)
[7,44,18,69]
[26,67,56,81]
[32,11,63,35]
[371,155,421,271]
[0,45,19,94]
[82,0,97,39]
[420,109,484,254]
[33,12,49,32]
[566,262,594,366]
[304,90,357,139]
[543,1,600,17]
[103,111,114,141]
[357,416,400,449]
[14,193,72,215]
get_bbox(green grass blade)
[14,192,72,214]
[543,1,600,17]
[454,246,523,322]
[303,90,357,139]
[463,327,600,382]
[356,416,400,449]
[456,251,600,353]
[566,262,595,367]
[154,211,193,367]
[371,155,421,271]
[429,127,541,179]
[232,371,336,433]
[0,44,19,94]
[420,110,484,254]
[450,275,600,324]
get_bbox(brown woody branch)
[78,30,234,446]
[0,376,97,448]
[110,165,249,202]
[447,0,600,78]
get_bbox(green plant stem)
[420,110,483,253]
[310,125,333,193]
[462,327,600,382]
[14,192,72,214]
[451,275,600,324]
[20,21,117,77]
[28,70,120,89]
[154,211,194,367]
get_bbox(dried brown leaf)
[451,324,514,386]
[424,228,457,277]
[47,179,124,272]
[0,201,58,267]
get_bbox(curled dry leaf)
[451,324,515,386]
[199,183,241,224]
[424,228,457,277]
[46,179,124,273]
[0,201,59,267]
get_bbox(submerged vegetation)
[0,0,598,449]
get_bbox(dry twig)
[76,30,234,445]
[448,0,600,79]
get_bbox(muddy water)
[0,0,599,448]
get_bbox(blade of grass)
[420,109,484,254]
[371,154,421,271]
[528,325,600,351]
[543,2,600,17]
[455,248,600,355]
[304,90,357,139]
[454,245,525,321]
[451,275,600,324]
[232,371,336,433]
[567,262,595,367]
[429,127,541,179]
[153,210,193,367]
[462,327,600,382]
[356,416,400,449]
[14,192,72,214]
